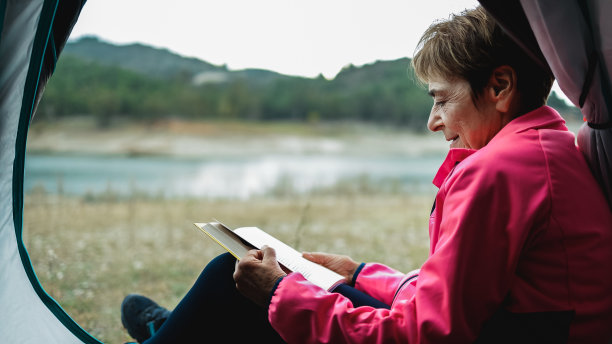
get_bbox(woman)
[122,6,612,343]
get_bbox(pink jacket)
[268,106,612,343]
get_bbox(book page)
[234,227,345,291]
[194,222,254,260]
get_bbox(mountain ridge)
[64,36,293,85]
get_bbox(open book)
[194,222,345,291]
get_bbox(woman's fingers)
[233,246,287,307]
[261,245,278,265]
[302,251,328,264]
[302,251,359,283]
[245,248,263,261]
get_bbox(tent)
[479,0,612,207]
[0,0,609,343]
[0,0,101,342]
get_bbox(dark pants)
[144,253,388,343]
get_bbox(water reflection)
[24,153,443,199]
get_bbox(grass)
[24,190,433,343]
[23,117,441,342]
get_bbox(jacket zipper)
[391,273,419,304]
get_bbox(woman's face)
[427,77,507,150]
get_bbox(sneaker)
[121,294,171,343]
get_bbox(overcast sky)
[70,0,571,101]
[70,0,481,78]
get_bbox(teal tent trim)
[0,1,6,48]
[50,32,57,72]
[12,0,102,342]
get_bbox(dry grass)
[24,191,433,343]
[24,119,438,342]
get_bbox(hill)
[36,36,580,129]
[63,36,289,85]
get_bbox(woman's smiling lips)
[448,135,462,148]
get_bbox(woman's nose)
[427,109,443,132]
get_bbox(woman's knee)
[198,252,237,282]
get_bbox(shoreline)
[27,116,583,158]
[27,118,451,158]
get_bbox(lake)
[24,153,445,199]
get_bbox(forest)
[36,36,579,129]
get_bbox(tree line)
[37,54,578,130]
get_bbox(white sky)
[70,0,481,78]
[70,0,568,100]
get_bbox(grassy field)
[24,190,433,343]
[23,118,440,342]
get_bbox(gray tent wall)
[479,0,612,208]
[0,0,101,342]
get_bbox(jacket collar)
[433,148,476,188]
[489,105,567,143]
[432,106,567,188]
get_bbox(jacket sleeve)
[352,263,413,305]
[268,153,549,343]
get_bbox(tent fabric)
[479,0,612,208]
[0,0,100,343]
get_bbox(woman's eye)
[434,100,446,107]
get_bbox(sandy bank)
[27,118,451,158]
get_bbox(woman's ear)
[487,65,517,113]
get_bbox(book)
[194,221,345,291]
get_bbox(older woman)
[122,6,612,343]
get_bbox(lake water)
[24,153,445,199]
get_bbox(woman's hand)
[233,246,287,307]
[302,252,360,284]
